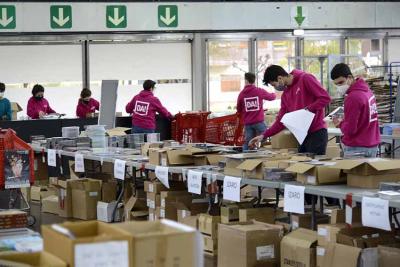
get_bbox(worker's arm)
[258,87,276,101]
[5,99,12,120]
[125,97,135,114]
[303,73,331,113]
[154,97,173,119]
[263,96,287,138]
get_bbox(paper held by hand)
[280,109,315,145]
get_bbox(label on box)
[149,213,154,221]
[182,210,188,218]
[317,247,326,256]
[223,176,241,202]
[371,233,379,238]
[362,197,391,231]
[292,221,299,230]
[161,157,167,167]
[148,184,154,193]
[114,159,126,180]
[47,149,57,167]
[161,199,165,208]
[284,184,305,214]
[146,198,150,207]
[74,154,85,173]
[318,227,328,237]
[75,241,129,267]
[160,209,165,218]
[89,192,98,197]
[307,175,316,185]
[188,170,203,195]
[256,245,274,260]
[149,200,155,209]
[345,205,353,225]
[155,166,170,188]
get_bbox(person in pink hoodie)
[126,80,173,133]
[330,63,381,157]
[237,72,276,150]
[76,88,100,118]
[249,65,331,155]
[27,84,57,119]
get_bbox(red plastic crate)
[172,112,210,143]
[205,113,244,146]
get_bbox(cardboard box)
[236,159,265,179]
[317,223,348,247]
[379,246,400,267]
[0,251,66,267]
[70,179,102,220]
[149,148,194,166]
[42,221,132,267]
[31,186,56,202]
[176,202,208,222]
[291,213,330,230]
[271,131,298,149]
[141,142,163,156]
[106,127,130,137]
[323,243,361,267]
[97,201,117,223]
[224,153,271,177]
[218,222,283,267]
[146,192,161,209]
[56,180,72,218]
[41,195,59,214]
[281,228,317,267]
[113,220,199,267]
[144,180,186,194]
[316,246,326,267]
[325,145,341,158]
[286,162,345,185]
[124,196,147,221]
[160,191,192,208]
[239,207,276,224]
[330,208,361,225]
[220,202,254,223]
[10,102,22,120]
[179,215,199,229]
[204,234,218,254]
[331,158,400,176]
[160,196,192,221]
[347,173,400,189]
[102,181,117,203]
[198,214,220,237]
[336,227,396,248]
[193,154,225,166]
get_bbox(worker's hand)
[332,116,343,127]
[38,111,46,118]
[249,135,264,149]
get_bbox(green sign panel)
[0,5,16,29]
[294,6,306,27]
[158,5,178,28]
[106,5,127,28]
[50,5,72,29]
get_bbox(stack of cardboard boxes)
[199,214,220,256]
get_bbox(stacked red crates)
[205,113,244,146]
[171,112,211,143]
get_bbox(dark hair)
[0,82,5,93]
[245,72,256,84]
[330,63,353,80]
[32,84,44,96]
[263,65,289,85]
[80,88,92,98]
[143,80,156,91]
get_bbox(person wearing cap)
[330,63,380,157]
[126,80,173,134]
[237,72,276,151]
[0,83,12,120]
[76,88,100,119]
[27,84,57,119]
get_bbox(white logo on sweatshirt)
[369,96,378,122]
[134,101,150,116]
[244,97,260,112]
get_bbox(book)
[4,150,30,189]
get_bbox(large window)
[347,38,383,67]
[208,40,249,114]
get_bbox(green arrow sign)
[294,6,306,27]
[106,5,127,28]
[0,5,16,29]
[158,5,178,28]
[50,5,72,29]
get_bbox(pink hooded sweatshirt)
[237,84,276,125]
[340,78,381,147]
[263,70,331,138]
[27,97,56,119]
[76,98,100,118]
[126,90,173,130]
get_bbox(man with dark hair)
[330,63,380,157]
[126,79,173,133]
[76,88,100,118]
[237,72,276,150]
[0,82,12,120]
[249,65,331,155]
[27,84,57,119]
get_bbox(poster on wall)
[4,150,30,189]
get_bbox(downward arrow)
[294,6,306,27]
[160,7,176,26]
[0,8,13,27]
[53,8,70,27]
[108,7,125,26]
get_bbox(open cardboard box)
[11,102,23,120]
[271,130,299,149]
[286,161,345,185]
[0,251,66,267]
[148,148,194,166]
[281,228,317,267]
[331,158,400,176]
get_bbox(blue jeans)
[342,144,378,158]
[132,126,155,134]
[244,122,267,151]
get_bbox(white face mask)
[336,84,349,97]
[0,92,4,98]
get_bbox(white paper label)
[256,245,275,260]
[114,159,126,180]
[346,205,353,225]
[89,192,98,197]
[318,227,328,237]
[47,149,57,167]
[362,197,391,231]
[161,157,167,167]
[188,170,203,195]
[161,199,165,208]
[155,166,170,188]
[149,200,155,209]
[284,184,305,214]
[75,241,129,267]
[74,154,85,173]
[307,175,316,185]
[317,247,326,256]
[146,198,151,207]
[223,176,241,202]
[292,221,299,230]
[160,209,165,218]
[148,184,154,193]
[182,210,188,218]
[149,213,154,221]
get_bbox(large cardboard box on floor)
[55,180,73,218]
[144,180,186,194]
[271,130,298,149]
[218,221,284,267]
[330,207,362,225]
[323,243,361,267]
[70,178,102,220]
[0,251,66,267]
[101,181,117,203]
[31,186,56,202]
[291,213,330,230]
[336,227,396,248]
[317,223,348,247]
[41,195,59,215]
[239,207,276,224]
[379,246,400,267]
[113,220,202,267]
[198,214,221,237]
[286,161,345,185]
[281,228,317,267]
[42,221,132,267]
[220,202,254,223]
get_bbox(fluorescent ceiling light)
[293,29,305,36]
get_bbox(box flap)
[106,127,130,137]
[367,159,400,171]
[329,160,366,170]
[286,162,316,174]
[236,159,264,171]
[283,228,317,248]
[11,102,23,112]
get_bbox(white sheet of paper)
[47,149,57,167]
[114,159,126,180]
[284,184,305,214]
[155,166,170,188]
[345,205,353,225]
[281,109,315,145]
[223,176,241,202]
[75,241,129,267]
[362,197,391,231]
[187,170,203,195]
[74,154,85,173]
